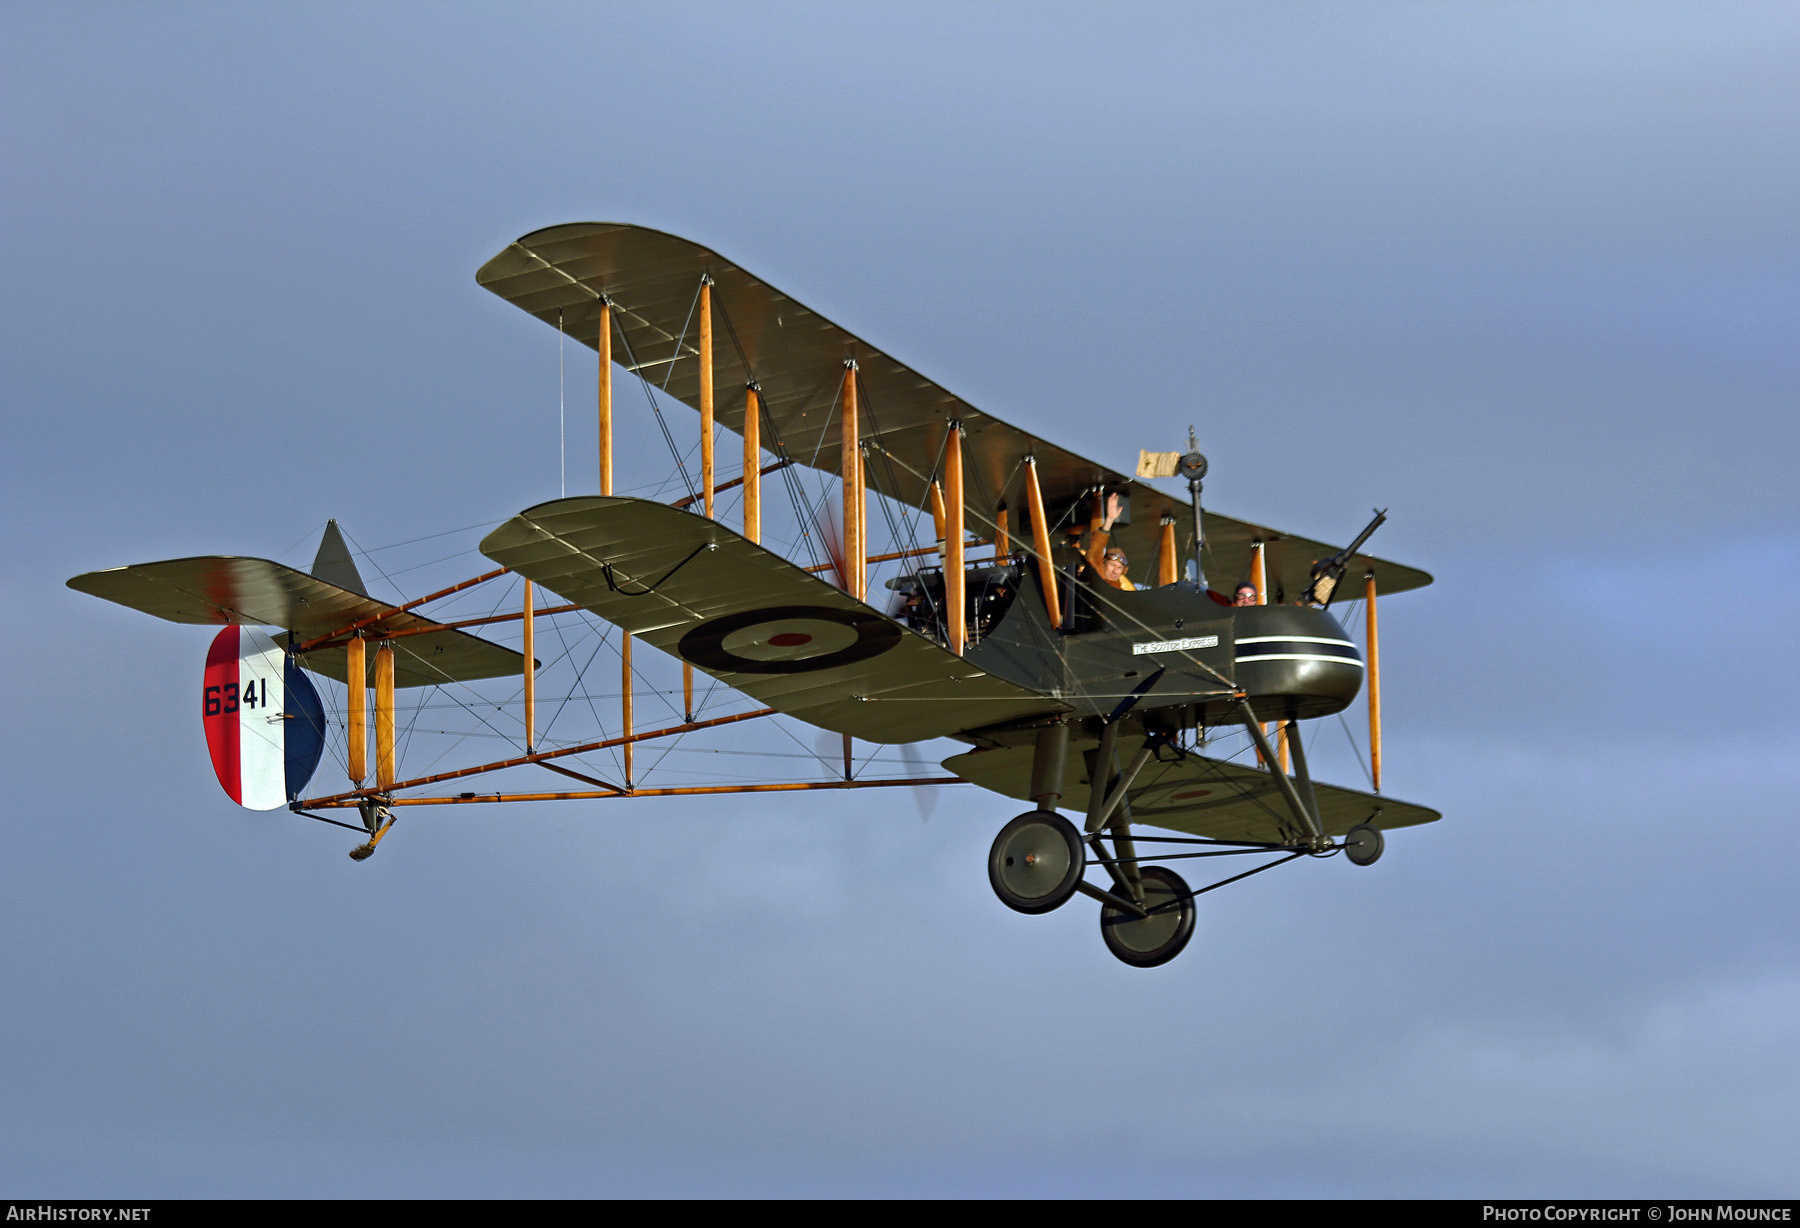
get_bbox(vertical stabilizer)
[311,520,368,594]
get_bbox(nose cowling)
[1229,605,1363,721]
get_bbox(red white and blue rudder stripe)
[203,626,326,810]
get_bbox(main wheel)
[988,810,1085,914]
[1343,822,1384,866]
[1099,865,1196,967]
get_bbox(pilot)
[1086,493,1137,591]
[1234,581,1259,607]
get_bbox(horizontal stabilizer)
[68,557,524,688]
[480,497,1068,743]
[944,733,1438,843]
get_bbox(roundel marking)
[719,617,859,662]
[679,605,903,675]
[1171,788,1213,801]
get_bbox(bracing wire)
[707,289,828,573]
[558,309,567,498]
[612,314,699,505]
[335,526,409,604]
[706,288,836,576]
[299,266,1212,808]
[1336,712,1375,789]
[852,368,932,567]
[352,520,509,557]
[273,520,328,567]
[661,280,702,395]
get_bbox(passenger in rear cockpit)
[1234,582,1258,606]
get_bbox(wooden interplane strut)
[1367,570,1382,792]
[374,643,396,788]
[598,300,613,497]
[621,630,635,786]
[945,422,966,655]
[743,385,761,542]
[522,580,536,752]
[1024,457,1062,627]
[698,279,715,518]
[841,362,864,601]
[1251,540,1270,765]
[346,635,366,785]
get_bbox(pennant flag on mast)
[1136,450,1181,479]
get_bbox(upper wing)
[479,496,1068,743]
[943,733,1438,842]
[67,557,524,688]
[476,223,1433,601]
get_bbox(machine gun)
[1302,508,1388,608]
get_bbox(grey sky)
[4,1,1797,1196]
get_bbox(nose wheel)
[988,810,1086,914]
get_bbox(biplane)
[69,222,1437,968]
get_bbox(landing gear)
[1343,822,1384,866]
[1098,865,1196,967]
[984,710,1393,965]
[988,810,1085,914]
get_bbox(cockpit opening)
[888,561,1022,648]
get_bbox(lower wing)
[480,496,1067,743]
[944,734,1438,842]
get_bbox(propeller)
[898,743,938,825]
[810,732,935,822]
[812,729,853,781]
[811,487,847,590]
